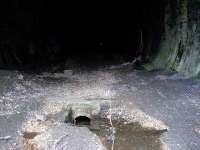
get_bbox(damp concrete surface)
[0,64,199,150]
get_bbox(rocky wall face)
[152,0,200,77]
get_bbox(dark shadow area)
[0,0,165,70]
[74,116,91,126]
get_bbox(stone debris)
[18,74,24,80]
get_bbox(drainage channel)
[66,117,165,150]
[22,102,167,150]
[92,118,165,150]
[64,105,166,150]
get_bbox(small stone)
[194,128,200,134]
[18,74,24,80]
[35,114,46,122]
[0,136,11,140]
[64,70,73,76]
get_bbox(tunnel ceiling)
[0,0,165,68]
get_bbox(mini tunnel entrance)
[74,116,91,126]
[0,0,165,70]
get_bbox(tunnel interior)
[74,116,91,126]
[0,1,165,70]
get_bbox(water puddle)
[76,117,165,150]
[22,102,166,150]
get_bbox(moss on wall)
[152,0,200,77]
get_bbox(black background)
[0,0,165,67]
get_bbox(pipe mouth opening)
[23,132,39,139]
[74,116,91,126]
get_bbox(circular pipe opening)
[74,116,91,126]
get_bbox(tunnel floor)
[0,64,199,150]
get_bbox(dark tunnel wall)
[151,0,200,77]
[0,1,165,69]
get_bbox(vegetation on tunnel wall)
[151,0,200,77]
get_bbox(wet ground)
[89,117,164,150]
[0,64,199,150]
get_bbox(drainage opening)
[23,132,39,139]
[74,116,91,126]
